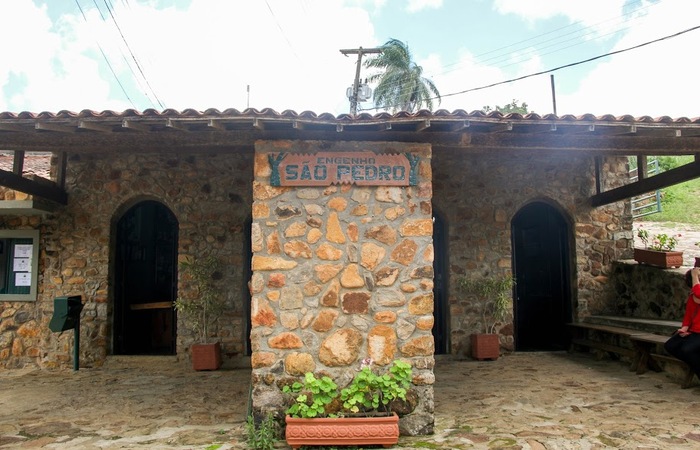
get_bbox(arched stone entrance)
[113,200,179,355]
[511,201,572,351]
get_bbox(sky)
[0,0,699,118]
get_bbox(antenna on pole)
[247,85,250,109]
[340,46,382,115]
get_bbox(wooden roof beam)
[489,122,513,133]
[78,120,114,132]
[35,122,75,133]
[0,123,27,132]
[208,119,226,131]
[121,119,152,132]
[592,159,700,206]
[0,169,67,205]
[416,120,430,132]
[253,118,265,131]
[166,119,189,131]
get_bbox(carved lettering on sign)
[269,152,419,187]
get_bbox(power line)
[369,0,656,98]
[73,0,137,109]
[360,24,700,112]
[100,0,165,109]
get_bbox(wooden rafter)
[592,159,700,206]
[0,169,67,205]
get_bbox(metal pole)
[550,74,557,116]
[73,320,80,371]
[340,47,382,116]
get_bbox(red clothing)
[682,284,700,333]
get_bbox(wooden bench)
[628,333,696,389]
[567,322,645,361]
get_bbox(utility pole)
[340,46,382,115]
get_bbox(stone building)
[1,108,700,433]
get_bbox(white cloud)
[494,0,627,32]
[406,0,443,13]
[557,0,700,117]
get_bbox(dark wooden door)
[512,202,571,351]
[114,201,178,355]
[432,211,448,354]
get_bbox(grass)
[635,156,700,225]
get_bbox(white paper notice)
[14,244,32,258]
[13,258,30,272]
[15,272,31,286]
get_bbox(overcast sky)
[1,0,698,118]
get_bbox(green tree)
[482,99,529,114]
[364,38,440,113]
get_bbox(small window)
[0,230,39,301]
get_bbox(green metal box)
[49,296,83,332]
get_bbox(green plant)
[245,413,278,450]
[283,359,413,418]
[340,359,412,414]
[636,226,681,251]
[458,274,514,334]
[173,255,226,343]
[282,372,339,418]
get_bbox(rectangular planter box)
[191,342,221,371]
[285,413,399,449]
[471,333,500,360]
[633,248,684,269]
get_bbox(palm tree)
[364,38,441,113]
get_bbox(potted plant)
[634,226,683,268]
[282,358,412,449]
[458,274,514,360]
[174,255,226,370]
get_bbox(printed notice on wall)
[15,272,31,286]
[13,258,30,272]
[14,244,32,258]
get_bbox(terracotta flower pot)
[471,333,500,360]
[285,413,399,449]
[190,342,221,371]
[633,248,683,269]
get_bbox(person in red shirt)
[664,267,700,380]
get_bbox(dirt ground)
[2,352,700,449]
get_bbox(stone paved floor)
[2,351,700,449]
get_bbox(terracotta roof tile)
[1,107,700,124]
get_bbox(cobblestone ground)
[2,352,700,449]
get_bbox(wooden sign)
[269,152,419,187]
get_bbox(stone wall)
[604,261,689,319]
[249,140,435,435]
[432,150,631,356]
[0,150,254,369]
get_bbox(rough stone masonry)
[250,140,435,435]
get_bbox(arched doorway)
[113,200,179,355]
[432,210,449,354]
[511,201,572,351]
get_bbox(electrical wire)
[100,0,165,109]
[73,0,137,109]
[369,0,656,97]
[359,24,700,112]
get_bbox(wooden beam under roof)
[0,169,67,205]
[207,119,226,131]
[121,119,152,132]
[0,123,26,132]
[166,119,188,131]
[591,159,700,206]
[35,122,75,133]
[416,120,430,132]
[78,120,114,132]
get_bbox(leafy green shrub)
[282,372,339,418]
[340,360,412,414]
[245,413,278,450]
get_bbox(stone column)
[250,140,435,435]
